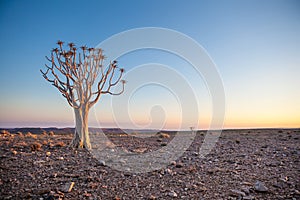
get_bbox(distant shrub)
[1,130,10,135]
[16,131,23,137]
[30,142,42,151]
[42,140,48,145]
[157,132,170,139]
[26,132,37,139]
[54,141,66,147]
[48,131,55,136]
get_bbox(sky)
[0,0,299,129]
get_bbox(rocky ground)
[0,129,299,200]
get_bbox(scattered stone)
[254,181,268,192]
[0,128,299,199]
[170,161,176,166]
[243,196,255,200]
[175,162,184,168]
[35,188,51,195]
[167,191,178,197]
[241,186,250,195]
[98,160,106,166]
[133,148,147,153]
[229,189,246,197]
[165,168,173,175]
[61,182,75,193]
[160,142,167,146]
[242,182,253,186]
[149,194,156,199]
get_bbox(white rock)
[168,191,178,197]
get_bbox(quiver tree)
[41,41,125,149]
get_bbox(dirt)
[0,129,299,200]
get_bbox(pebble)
[61,182,75,193]
[243,196,255,200]
[229,189,246,197]
[170,161,176,166]
[98,160,106,166]
[149,194,156,199]
[241,186,250,195]
[254,181,268,192]
[165,168,173,175]
[175,162,184,168]
[167,191,178,197]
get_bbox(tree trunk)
[70,105,91,149]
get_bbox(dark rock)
[61,182,75,193]
[254,181,268,192]
[229,189,246,197]
[176,162,184,168]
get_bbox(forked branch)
[41,41,126,109]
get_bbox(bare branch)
[41,41,125,110]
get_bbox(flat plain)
[0,128,299,199]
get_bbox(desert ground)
[0,128,299,200]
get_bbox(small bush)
[26,132,37,139]
[42,140,48,145]
[1,130,10,135]
[48,131,55,136]
[54,141,66,147]
[16,131,24,137]
[30,142,42,151]
[157,132,170,139]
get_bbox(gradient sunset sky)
[0,0,299,129]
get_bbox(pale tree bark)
[41,41,125,149]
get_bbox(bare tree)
[41,41,125,149]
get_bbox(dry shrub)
[26,132,37,139]
[54,141,66,147]
[14,141,28,148]
[48,131,55,136]
[42,131,48,136]
[30,142,42,151]
[16,131,24,137]
[42,140,48,145]
[157,132,170,139]
[1,130,10,135]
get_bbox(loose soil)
[0,129,299,199]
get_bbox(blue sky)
[0,0,299,129]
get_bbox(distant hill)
[4,127,173,135]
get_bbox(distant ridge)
[5,127,170,135]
